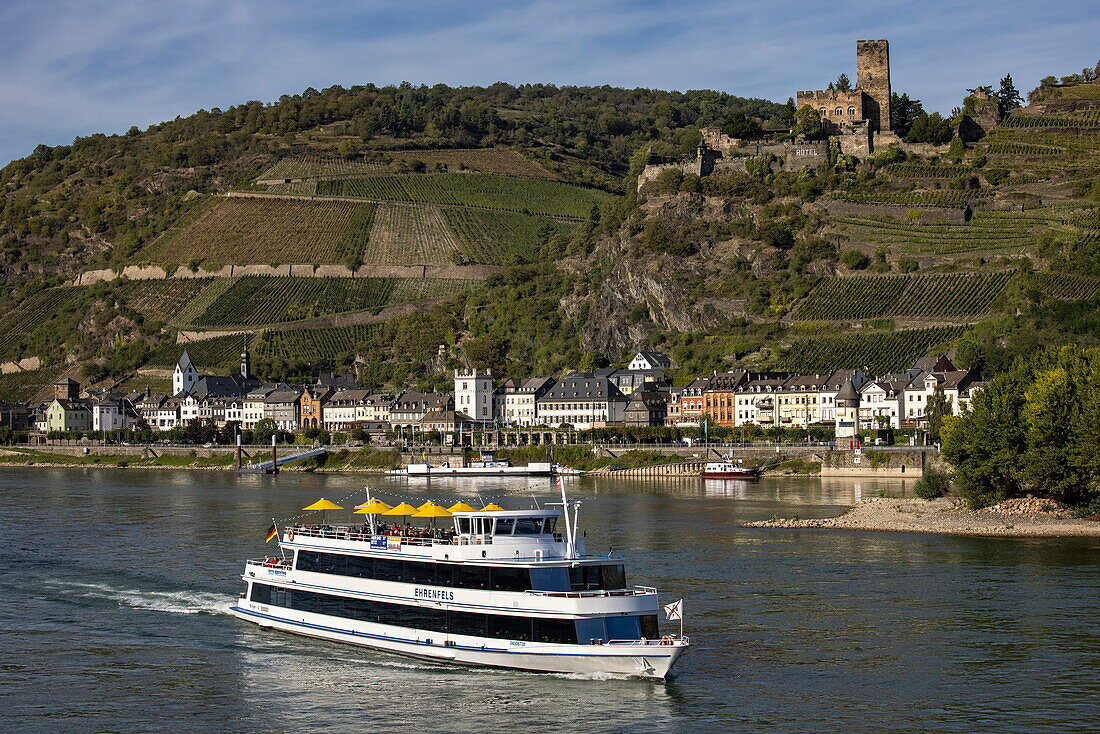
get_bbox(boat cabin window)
[570,564,626,591]
[494,518,515,535]
[513,517,543,535]
[456,518,471,535]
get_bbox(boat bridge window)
[495,518,515,535]
[570,564,626,591]
[249,582,578,644]
[513,517,544,535]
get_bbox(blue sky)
[1,0,1097,166]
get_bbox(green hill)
[1,74,1099,391]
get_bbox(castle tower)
[834,379,861,441]
[856,39,892,133]
[455,369,493,422]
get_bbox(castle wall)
[796,89,865,132]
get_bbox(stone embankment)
[73,262,499,286]
[744,496,1100,537]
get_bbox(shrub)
[914,466,951,499]
[841,250,870,270]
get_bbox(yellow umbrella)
[380,501,418,534]
[302,498,343,511]
[354,499,392,513]
[413,502,454,518]
[383,502,419,515]
[447,501,476,512]
[302,497,343,524]
[480,503,505,511]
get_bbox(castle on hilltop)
[638,39,910,190]
[797,40,893,136]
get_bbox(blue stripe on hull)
[230,606,676,660]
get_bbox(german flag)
[265,523,278,543]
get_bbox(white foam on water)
[47,579,231,615]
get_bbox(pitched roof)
[542,373,625,401]
[176,350,193,370]
[836,379,860,401]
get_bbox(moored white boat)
[700,460,760,480]
[230,488,689,677]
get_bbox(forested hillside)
[1,70,1098,402]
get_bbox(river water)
[2,468,1098,733]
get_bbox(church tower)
[173,350,199,396]
[856,39,892,132]
[240,340,253,380]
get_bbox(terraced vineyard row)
[832,213,1036,255]
[1000,112,1100,129]
[148,334,245,371]
[779,326,968,375]
[137,198,377,265]
[985,142,1064,156]
[262,181,319,196]
[837,190,991,207]
[0,287,87,362]
[882,163,973,179]
[316,173,607,218]
[189,276,473,327]
[258,157,389,180]
[0,366,64,403]
[442,209,564,264]
[1032,272,1100,301]
[381,149,556,179]
[116,280,212,325]
[364,204,457,265]
[257,324,383,363]
[792,273,1013,320]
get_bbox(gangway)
[240,447,326,474]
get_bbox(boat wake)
[48,580,230,615]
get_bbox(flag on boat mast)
[664,599,683,621]
[265,522,278,543]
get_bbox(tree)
[997,74,1023,118]
[890,93,925,133]
[253,418,278,445]
[925,386,950,441]
[793,105,823,139]
[721,111,762,140]
[336,139,359,159]
[834,73,852,91]
[905,113,954,144]
[780,98,797,126]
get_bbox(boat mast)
[556,476,579,560]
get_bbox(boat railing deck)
[605,636,690,647]
[286,524,567,548]
[246,558,292,570]
[525,585,657,598]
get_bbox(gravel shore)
[743,497,1100,537]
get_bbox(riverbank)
[744,497,1100,537]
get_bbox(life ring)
[287,529,294,541]
[660,635,674,646]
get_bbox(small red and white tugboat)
[700,459,760,480]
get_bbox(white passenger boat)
[401,460,555,477]
[230,491,689,677]
[700,460,760,480]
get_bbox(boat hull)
[229,603,686,678]
[700,470,759,479]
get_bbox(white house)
[628,351,671,371]
[455,369,494,423]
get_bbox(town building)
[672,377,710,427]
[299,386,334,430]
[324,389,370,432]
[622,390,669,427]
[455,370,494,423]
[265,388,303,431]
[390,392,452,427]
[536,373,628,429]
[628,351,672,371]
[45,398,91,432]
[495,377,554,426]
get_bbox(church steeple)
[240,338,252,380]
[173,349,198,396]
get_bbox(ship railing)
[605,636,690,646]
[245,558,292,570]
[525,586,657,599]
[286,525,458,545]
